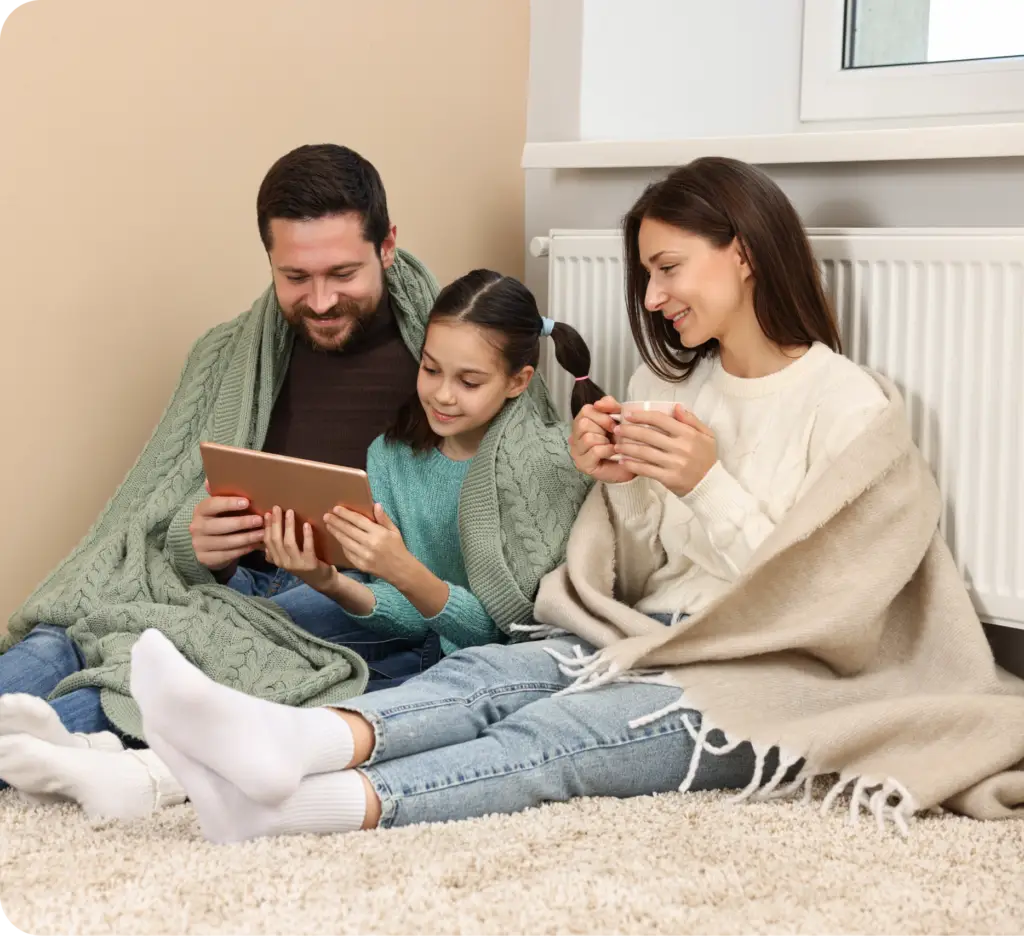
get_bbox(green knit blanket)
[461,390,593,637]
[2,250,438,738]
[3,249,590,738]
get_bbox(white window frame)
[800,0,1024,122]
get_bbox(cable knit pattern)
[1,251,439,740]
[606,343,888,614]
[460,390,593,639]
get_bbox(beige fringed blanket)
[534,372,1024,829]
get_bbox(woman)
[126,157,1024,839]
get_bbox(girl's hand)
[612,405,717,496]
[325,504,413,583]
[262,506,338,592]
[570,396,636,484]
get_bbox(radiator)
[531,227,1024,631]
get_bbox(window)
[801,0,1024,121]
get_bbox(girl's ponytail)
[543,318,606,417]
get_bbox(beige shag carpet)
[1,787,1022,936]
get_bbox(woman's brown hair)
[622,156,842,382]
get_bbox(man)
[0,144,438,751]
[191,144,445,686]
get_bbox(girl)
[123,158,1023,837]
[0,269,600,820]
[257,267,603,679]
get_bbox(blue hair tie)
[540,317,556,337]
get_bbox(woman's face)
[637,217,753,349]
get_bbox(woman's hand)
[262,506,338,592]
[570,396,637,484]
[612,405,717,496]
[326,504,414,583]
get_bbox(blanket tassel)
[821,774,918,836]
[509,622,570,640]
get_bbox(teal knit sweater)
[354,437,499,653]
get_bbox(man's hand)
[189,479,265,571]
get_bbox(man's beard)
[283,294,379,352]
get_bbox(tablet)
[199,441,375,568]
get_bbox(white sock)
[252,770,367,841]
[1,693,124,806]
[148,728,365,843]
[0,735,185,821]
[130,629,355,805]
[0,693,123,750]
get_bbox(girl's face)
[417,321,533,451]
[638,217,754,349]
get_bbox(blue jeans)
[227,566,444,692]
[0,625,117,787]
[340,635,789,829]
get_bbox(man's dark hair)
[256,144,391,252]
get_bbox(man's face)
[268,212,396,351]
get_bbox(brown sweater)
[240,293,419,574]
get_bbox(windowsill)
[521,122,1024,169]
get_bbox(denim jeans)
[0,624,113,735]
[0,624,116,787]
[227,566,444,692]
[340,634,786,829]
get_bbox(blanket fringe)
[629,690,922,835]
[547,652,924,836]
[821,774,918,836]
[510,622,570,640]
[545,644,625,694]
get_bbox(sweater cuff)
[682,461,750,527]
[349,582,408,624]
[423,582,466,625]
[603,477,653,518]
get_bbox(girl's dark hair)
[256,144,390,253]
[387,269,605,452]
[623,156,842,382]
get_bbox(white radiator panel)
[535,228,1024,630]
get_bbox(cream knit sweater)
[608,342,887,615]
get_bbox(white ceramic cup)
[609,400,680,461]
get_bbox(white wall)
[580,0,803,141]
[579,0,802,140]
[576,0,1024,140]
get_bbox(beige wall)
[0,0,529,628]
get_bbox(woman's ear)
[506,365,535,399]
[731,236,754,282]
